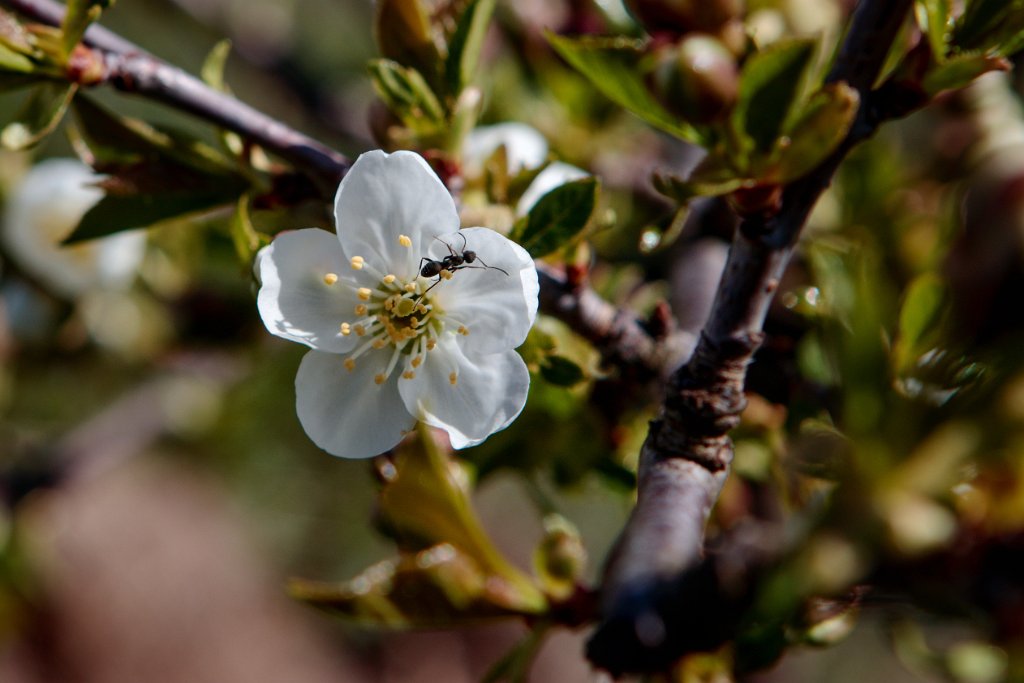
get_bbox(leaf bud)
[648,34,740,124]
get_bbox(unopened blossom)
[257,150,539,459]
[1,158,145,298]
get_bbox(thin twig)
[586,0,917,674]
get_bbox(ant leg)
[470,256,510,276]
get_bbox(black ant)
[418,233,509,296]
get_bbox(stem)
[586,0,916,674]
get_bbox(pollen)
[416,303,428,314]
[449,372,458,386]
[357,287,372,301]
[440,269,453,280]
[344,358,356,371]
[354,304,368,316]
[411,355,423,368]
[340,322,351,336]
[374,373,386,385]
[426,339,437,351]
[383,274,396,284]
[323,273,338,285]
[354,324,366,336]
[350,256,365,270]
[398,234,412,247]
[404,283,417,293]
[402,370,416,380]
[458,325,469,336]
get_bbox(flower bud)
[626,0,744,38]
[648,34,740,124]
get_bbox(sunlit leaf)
[0,42,34,74]
[922,52,1010,95]
[546,33,704,144]
[915,0,951,60]
[772,83,859,183]
[896,273,947,371]
[368,58,445,131]
[953,0,1024,51]
[201,38,232,92]
[61,0,111,57]
[444,0,495,95]
[731,38,816,160]
[229,193,268,266]
[510,177,598,258]
[0,81,76,150]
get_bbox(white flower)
[463,123,590,216]
[1,158,145,298]
[256,150,539,459]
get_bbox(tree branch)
[586,0,917,674]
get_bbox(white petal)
[463,122,549,176]
[515,161,590,217]
[399,336,530,449]
[296,349,415,458]
[334,150,459,280]
[1,158,145,298]
[256,229,361,353]
[429,227,538,355]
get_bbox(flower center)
[324,235,471,387]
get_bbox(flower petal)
[515,161,589,216]
[256,228,361,353]
[399,336,530,449]
[463,122,549,176]
[296,349,415,458]
[334,150,459,280]
[429,227,538,355]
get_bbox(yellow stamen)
[402,370,416,380]
[355,304,368,316]
[411,356,423,368]
[323,273,338,285]
[340,322,351,336]
[426,339,437,351]
[410,317,420,328]
[383,274,396,285]
[440,269,453,280]
[416,303,428,314]
[458,325,469,336]
[372,339,387,349]
[344,358,356,371]
[374,373,386,385]
[354,324,366,336]
[404,283,417,293]
[398,234,412,247]
[350,256,365,270]
[449,372,458,386]
[357,287,372,301]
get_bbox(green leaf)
[539,355,586,387]
[532,515,586,599]
[67,172,243,243]
[368,58,445,130]
[915,0,951,60]
[61,0,110,57]
[229,193,267,265]
[731,38,817,160]
[953,0,1024,51]
[922,51,1009,95]
[895,273,947,371]
[510,177,598,258]
[652,153,748,202]
[0,81,76,150]
[773,83,859,183]
[546,33,704,144]
[201,39,232,92]
[0,41,34,73]
[444,0,495,95]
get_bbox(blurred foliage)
[0,0,1023,680]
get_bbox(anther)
[383,274,396,284]
[374,373,386,385]
[440,269,453,280]
[323,273,338,285]
[411,356,423,368]
[404,283,417,293]
[354,324,366,336]
[350,256,365,270]
[340,322,351,336]
[344,358,356,371]
[449,372,458,386]
[402,370,416,380]
[398,235,412,247]
[357,288,372,301]
[458,325,469,336]
[372,339,387,349]
[426,339,437,351]
[355,304,368,316]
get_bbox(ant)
[418,232,509,296]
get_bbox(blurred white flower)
[463,123,589,215]
[256,150,538,458]
[1,158,145,299]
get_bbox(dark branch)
[587,0,917,674]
